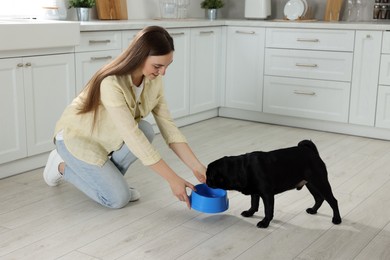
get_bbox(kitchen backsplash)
[122,0,375,21]
[1,0,374,22]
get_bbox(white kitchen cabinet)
[264,49,353,82]
[122,30,137,51]
[263,76,350,122]
[163,28,191,119]
[75,31,122,53]
[382,31,390,53]
[376,85,390,129]
[25,54,76,155]
[0,54,75,163]
[189,27,221,114]
[0,58,27,164]
[376,33,390,129]
[379,55,390,85]
[225,26,265,111]
[75,50,121,94]
[263,28,353,123]
[265,28,355,51]
[75,31,122,94]
[349,31,382,126]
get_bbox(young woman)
[43,26,206,209]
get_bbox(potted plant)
[69,0,95,21]
[200,0,224,20]
[69,0,95,8]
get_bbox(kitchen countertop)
[79,18,390,31]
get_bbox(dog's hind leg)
[316,181,342,224]
[241,194,260,217]
[305,183,324,214]
[307,181,342,225]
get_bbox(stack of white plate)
[284,0,308,20]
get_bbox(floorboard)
[1,118,389,259]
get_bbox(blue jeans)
[56,120,155,209]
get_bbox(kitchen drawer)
[382,31,390,54]
[75,31,122,52]
[266,28,355,51]
[263,76,350,123]
[265,48,353,82]
[380,54,390,85]
[376,85,390,129]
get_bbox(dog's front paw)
[241,210,255,217]
[256,219,270,228]
[306,208,318,215]
[332,216,342,225]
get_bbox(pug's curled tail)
[298,140,319,155]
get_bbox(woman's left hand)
[193,164,207,183]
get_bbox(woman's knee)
[139,120,155,143]
[98,189,130,209]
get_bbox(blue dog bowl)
[190,184,229,213]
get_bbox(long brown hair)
[77,26,175,123]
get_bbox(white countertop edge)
[79,18,390,31]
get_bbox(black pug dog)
[206,140,342,228]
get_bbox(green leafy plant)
[200,0,224,9]
[69,0,95,8]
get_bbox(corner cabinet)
[349,31,382,126]
[0,54,75,166]
[225,27,265,112]
[376,31,390,129]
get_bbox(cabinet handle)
[90,56,113,61]
[295,63,318,68]
[200,31,214,34]
[89,40,111,44]
[294,90,316,96]
[297,38,319,42]
[17,63,24,67]
[236,30,255,34]
[25,62,32,67]
[170,32,185,36]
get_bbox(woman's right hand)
[169,175,195,209]
[150,159,195,209]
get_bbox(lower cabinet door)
[376,85,390,129]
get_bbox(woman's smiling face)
[142,52,174,80]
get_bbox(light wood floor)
[1,117,390,260]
